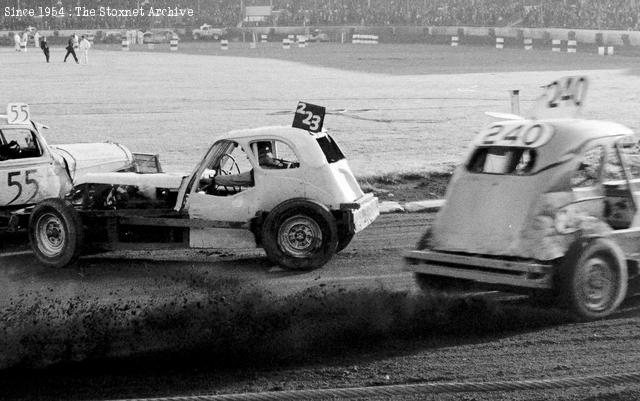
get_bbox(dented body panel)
[405,116,640,292]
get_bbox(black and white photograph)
[2,1,640,400]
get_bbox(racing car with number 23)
[406,76,640,320]
[26,102,379,270]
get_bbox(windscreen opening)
[316,135,345,163]
[467,147,537,175]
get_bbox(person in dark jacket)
[63,35,78,63]
[40,36,50,63]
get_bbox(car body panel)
[0,113,136,213]
[432,119,633,260]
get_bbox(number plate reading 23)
[292,101,325,133]
[476,122,554,148]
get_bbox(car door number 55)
[6,169,39,205]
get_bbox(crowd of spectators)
[1,0,639,31]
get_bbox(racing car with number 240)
[405,76,640,320]
[26,102,379,271]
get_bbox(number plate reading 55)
[6,103,30,125]
[476,122,554,148]
[292,101,325,133]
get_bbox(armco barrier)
[352,34,379,44]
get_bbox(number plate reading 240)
[292,101,325,133]
[476,122,554,148]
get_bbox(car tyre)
[557,237,627,320]
[262,199,338,270]
[29,198,83,268]
[336,230,354,253]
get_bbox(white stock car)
[0,104,141,231]
[26,103,379,270]
[405,76,640,320]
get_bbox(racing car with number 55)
[0,103,143,232]
[405,76,640,320]
[25,102,379,270]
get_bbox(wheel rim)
[278,215,322,258]
[35,212,66,258]
[577,256,616,312]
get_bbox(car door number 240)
[4,169,39,205]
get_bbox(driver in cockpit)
[210,141,287,188]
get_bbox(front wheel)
[29,198,83,268]
[262,200,338,270]
[558,237,628,320]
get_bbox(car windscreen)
[467,147,537,175]
[316,135,345,163]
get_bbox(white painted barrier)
[451,35,459,47]
[121,38,129,51]
[352,34,379,44]
[567,40,577,53]
[598,45,615,56]
[552,39,561,52]
[221,39,228,50]
[496,37,504,49]
[170,38,178,51]
[260,34,268,43]
[282,38,291,49]
[524,38,533,50]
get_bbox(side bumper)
[403,249,554,289]
[341,193,379,233]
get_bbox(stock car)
[405,76,640,320]
[0,104,142,231]
[26,102,379,270]
[142,30,178,44]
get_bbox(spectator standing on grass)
[13,33,20,51]
[21,31,28,52]
[33,31,40,48]
[40,37,50,63]
[79,35,91,65]
[63,35,79,63]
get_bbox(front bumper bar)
[404,249,554,289]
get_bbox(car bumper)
[403,249,553,289]
[341,193,379,233]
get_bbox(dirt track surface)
[3,44,640,399]
[3,213,640,400]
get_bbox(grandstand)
[1,0,638,31]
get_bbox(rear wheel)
[558,238,627,320]
[336,230,354,253]
[262,200,337,270]
[29,199,83,268]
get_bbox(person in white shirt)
[21,32,28,52]
[79,35,91,65]
[13,33,20,51]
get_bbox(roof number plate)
[7,103,30,125]
[292,101,325,133]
